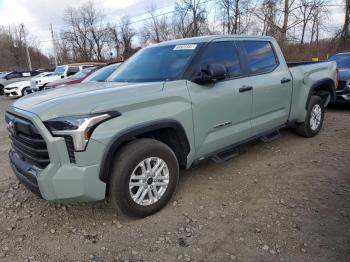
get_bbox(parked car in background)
[30,63,104,92]
[44,66,99,90]
[82,63,122,83]
[0,72,10,77]
[0,71,40,95]
[328,52,350,103]
[3,72,52,98]
[6,35,337,217]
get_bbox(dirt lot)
[0,96,349,262]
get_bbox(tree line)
[0,0,349,71]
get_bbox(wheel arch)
[306,78,336,109]
[99,119,191,183]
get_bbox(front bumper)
[6,108,107,202]
[9,149,42,197]
[4,89,21,97]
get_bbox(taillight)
[336,68,339,90]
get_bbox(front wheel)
[109,138,179,218]
[295,95,325,137]
[21,87,30,96]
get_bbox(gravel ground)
[0,96,349,262]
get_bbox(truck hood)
[12,81,165,121]
[47,78,81,87]
[338,68,350,81]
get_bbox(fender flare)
[305,78,336,109]
[99,119,191,183]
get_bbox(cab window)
[67,67,79,76]
[242,41,278,74]
[198,41,242,78]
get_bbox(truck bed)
[287,61,325,67]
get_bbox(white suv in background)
[30,63,104,92]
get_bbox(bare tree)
[0,25,50,70]
[255,0,303,45]
[62,0,110,62]
[340,0,350,41]
[298,0,319,45]
[173,0,209,37]
[257,0,279,37]
[219,0,253,34]
[108,25,122,59]
[140,5,171,45]
[119,16,136,59]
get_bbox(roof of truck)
[153,35,274,47]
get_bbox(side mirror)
[193,64,227,84]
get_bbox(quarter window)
[243,41,278,74]
[199,41,242,78]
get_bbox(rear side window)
[8,72,21,79]
[199,41,242,78]
[30,71,40,76]
[243,41,278,74]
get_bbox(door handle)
[281,77,291,84]
[239,85,253,93]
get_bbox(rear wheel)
[109,138,179,218]
[295,95,325,137]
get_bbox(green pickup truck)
[6,35,337,217]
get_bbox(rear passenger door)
[187,40,253,157]
[240,40,292,136]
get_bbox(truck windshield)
[328,55,350,68]
[110,44,198,82]
[54,66,66,75]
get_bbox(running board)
[260,129,281,143]
[211,148,239,163]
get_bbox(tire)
[109,138,179,218]
[21,87,29,96]
[295,95,325,137]
[0,85,4,95]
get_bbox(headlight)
[44,112,121,151]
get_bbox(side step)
[211,147,239,164]
[260,129,281,143]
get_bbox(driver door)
[187,40,253,158]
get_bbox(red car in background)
[44,66,99,89]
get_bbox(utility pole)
[50,24,58,67]
[21,23,32,71]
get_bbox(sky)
[0,0,346,57]
[0,0,176,55]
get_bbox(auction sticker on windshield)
[173,44,197,50]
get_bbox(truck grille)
[5,113,50,168]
